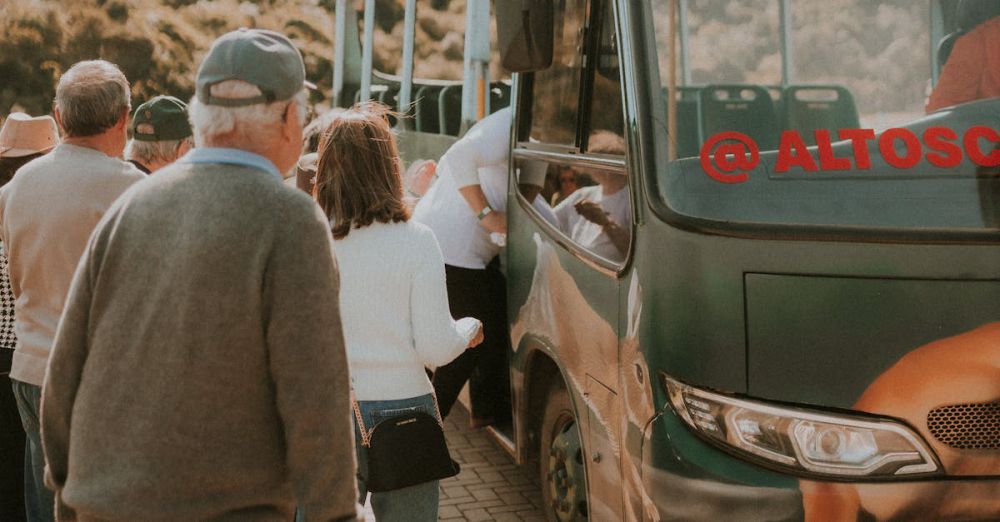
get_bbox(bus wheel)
[539,382,588,522]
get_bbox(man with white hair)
[124,95,194,174]
[41,29,361,521]
[0,59,145,522]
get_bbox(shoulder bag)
[353,394,461,492]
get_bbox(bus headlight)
[662,374,940,478]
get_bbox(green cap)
[130,96,192,142]
[196,28,311,107]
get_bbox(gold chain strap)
[352,391,372,447]
[352,391,446,449]
[431,395,444,426]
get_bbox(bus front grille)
[927,402,1000,450]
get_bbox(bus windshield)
[650,0,1000,236]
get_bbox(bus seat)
[767,85,785,126]
[338,85,360,108]
[438,84,463,136]
[661,87,702,159]
[378,84,402,128]
[415,85,442,134]
[354,84,389,105]
[956,0,1000,32]
[937,31,963,69]
[377,84,399,108]
[700,84,780,150]
[783,85,860,145]
[490,82,512,113]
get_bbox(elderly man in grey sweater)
[41,29,361,521]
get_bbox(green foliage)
[106,1,129,22]
[0,4,65,115]
[0,0,345,115]
[0,0,476,116]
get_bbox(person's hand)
[479,210,507,235]
[467,321,484,349]
[574,200,609,226]
[411,160,437,196]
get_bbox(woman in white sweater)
[313,103,483,521]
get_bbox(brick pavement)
[362,405,547,521]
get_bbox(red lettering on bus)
[838,129,875,169]
[700,126,998,183]
[923,127,963,168]
[699,132,759,183]
[878,128,922,169]
[963,126,1000,166]
[775,130,817,173]
[815,129,852,171]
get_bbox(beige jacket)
[0,144,145,386]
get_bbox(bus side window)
[588,0,625,139]
[568,0,630,264]
[519,0,632,266]
[524,0,588,147]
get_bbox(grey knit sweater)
[40,160,361,521]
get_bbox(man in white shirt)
[413,107,551,425]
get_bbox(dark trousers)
[1,350,26,521]
[432,259,511,423]
[12,380,50,522]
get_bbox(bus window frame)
[511,149,628,277]
[519,0,594,151]
[511,0,639,274]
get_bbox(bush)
[0,0,474,116]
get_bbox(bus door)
[506,0,633,519]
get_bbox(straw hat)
[0,113,59,158]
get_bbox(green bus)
[335,0,1000,519]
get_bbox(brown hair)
[302,108,345,154]
[315,102,409,239]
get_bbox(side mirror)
[496,0,553,73]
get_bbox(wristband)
[477,205,493,220]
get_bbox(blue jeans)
[12,380,54,522]
[295,394,441,522]
[356,394,440,522]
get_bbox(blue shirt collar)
[180,147,282,180]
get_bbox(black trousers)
[0,350,25,521]
[432,258,511,423]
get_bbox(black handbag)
[353,395,460,492]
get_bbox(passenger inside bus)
[548,165,593,207]
[554,131,631,262]
[550,166,577,206]
[926,1,1000,113]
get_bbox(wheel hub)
[546,417,587,521]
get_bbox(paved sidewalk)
[362,405,546,521]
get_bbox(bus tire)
[538,381,588,522]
